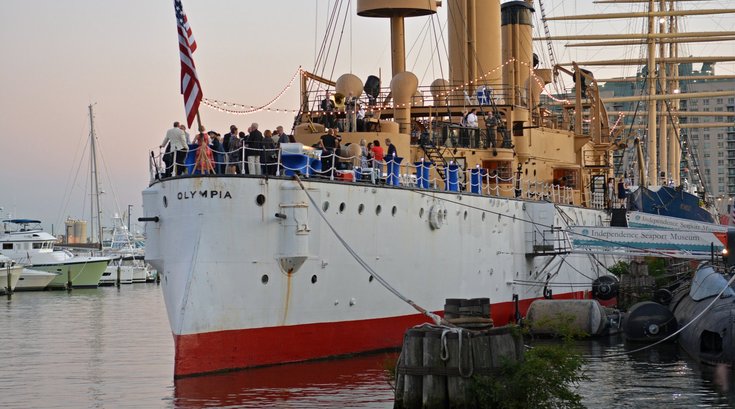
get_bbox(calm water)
[0,285,733,408]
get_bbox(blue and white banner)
[626,212,726,233]
[570,226,726,259]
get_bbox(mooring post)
[116,265,121,288]
[67,268,72,292]
[422,329,447,408]
[403,328,424,408]
[6,264,12,299]
[446,331,473,407]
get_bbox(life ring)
[429,205,446,230]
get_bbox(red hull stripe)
[173,291,587,377]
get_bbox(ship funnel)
[447,0,502,103]
[501,1,534,108]
[357,0,439,77]
[390,71,419,134]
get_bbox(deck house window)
[2,243,11,250]
[553,169,579,189]
[482,160,512,182]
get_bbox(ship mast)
[541,1,735,188]
[646,0,657,186]
[88,104,103,250]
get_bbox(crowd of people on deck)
[160,118,399,179]
[160,115,398,177]
[160,121,295,177]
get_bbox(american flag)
[175,0,202,128]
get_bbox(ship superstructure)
[143,0,625,377]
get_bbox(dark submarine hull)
[670,264,735,365]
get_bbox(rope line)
[292,174,446,326]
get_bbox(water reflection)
[1,287,734,408]
[174,354,396,408]
[573,336,734,408]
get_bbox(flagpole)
[196,112,202,131]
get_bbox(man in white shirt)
[161,121,189,176]
[466,108,479,128]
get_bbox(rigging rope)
[292,174,446,326]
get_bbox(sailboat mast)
[88,104,103,249]
[646,0,658,186]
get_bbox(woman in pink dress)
[193,125,215,174]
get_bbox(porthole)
[369,275,374,283]
[261,274,269,285]
[163,196,168,208]
[376,205,382,215]
[339,202,346,213]
[419,208,425,218]
[482,213,486,221]
[256,194,266,206]
[311,275,318,284]
[391,206,397,216]
[323,201,330,212]
[463,210,468,220]
[358,204,365,214]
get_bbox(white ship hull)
[143,175,616,377]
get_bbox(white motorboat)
[0,219,110,288]
[100,214,152,284]
[0,255,23,294]
[15,268,58,291]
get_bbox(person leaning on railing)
[261,131,277,176]
[245,123,264,175]
[227,132,243,175]
[209,131,225,174]
[160,121,189,176]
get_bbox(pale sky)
[1,0,732,235]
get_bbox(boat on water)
[15,268,58,291]
[670,262,735,365]
[0,219,110,289]
[0,255,23,294]
[141,0,637,377]
[99,214,152,285]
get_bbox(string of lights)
[201,66,302,115]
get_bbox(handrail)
[148,145,576,205]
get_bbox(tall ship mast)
[141,0,731,377]
[540,0,735,215]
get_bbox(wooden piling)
[402,328,424,409]
[446,331,473,408]
[488,327,519,367]
[67,268,72,291]
[444,299,462,319]
[6,264,12,299]
[394,348,406,408]
[422,330,446,408]
[116,265,121,288]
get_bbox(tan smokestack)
[501,1,535,108]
